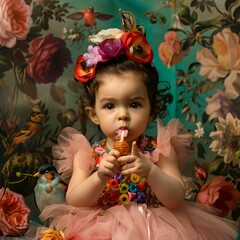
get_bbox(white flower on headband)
[89,28,124,44]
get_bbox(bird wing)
[67,11,85,20]
[13,128,32,140]
[95,13,114,21]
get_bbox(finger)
[131,141,139,156]
[108,149,121,158]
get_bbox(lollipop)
[113,128,130,155]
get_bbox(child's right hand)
[97,149,121,183]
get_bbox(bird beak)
[33,172,41,178]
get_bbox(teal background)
[0,0,239,229]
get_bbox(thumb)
[131,141,139,156]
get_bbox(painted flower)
[158,31,189,68]
[74,55,95,83]
[196,176,240,216]
[194,121,204,138]
[27,34,72,84]
[83,45,102,67]
[39,227,65,240]
[98,38,124,62]
[121,31,153,63]
[194,162,207,181]
[196,28,240,99]
[0,0,32,48]
[209,113,240,167]
[0,188,30,236]
[89,28,124,44]
[206,89,240,120]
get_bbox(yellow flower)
[39,228,65,240]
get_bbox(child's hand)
[118,141,153,177]
[97,149,121,182]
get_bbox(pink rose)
[27,34,72,84]
[98,38,124,62]
[196,176,240,216]
[158,31,189,68]
[0,188,30,236]
[0,0,32,48]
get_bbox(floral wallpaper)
[0,0,239,237]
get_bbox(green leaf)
[225,0,239,11]
[233,6,240,20]
[231,207,240,221]
[191,10,198,22]
[197,143,206,159]
[196,79,223,94]
[188,62,201,74]
[176,69,185,77]
[202,112,209,124]
[209,158,230,176]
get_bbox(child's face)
[91,71,151,147]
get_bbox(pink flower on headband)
[98,38,124,62]
[121,31,153,63]
[83,45,103,67]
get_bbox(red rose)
[0,188,30,236]
[196,176,240,216]
[74,55,96,83]
[121,32,153,63]
[27,34,71,84]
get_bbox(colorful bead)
[137,182,146,192]
[109,192,118,201]
[129,183,139,193]
[136,192,146,203]
[130,173,140,183]
[119,194,129,204]
[105,183,111,192]
[115,172,124,181]
[109,178,119,189]
[120,183,129,193]
[128,192,136,201]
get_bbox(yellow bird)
[4,112,45,156]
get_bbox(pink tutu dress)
[27,119,238,240]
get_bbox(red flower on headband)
[121,32,153,63]
[74,55,96,83]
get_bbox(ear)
[85,106,100,125]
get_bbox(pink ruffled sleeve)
[151,118,192,167]
[52,127,95,184]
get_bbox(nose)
[117,108,129,121]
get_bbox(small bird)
[67,5,114,27]
[4,112,45,156]
[34,164,67,212]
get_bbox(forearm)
[146,163,185,209]
[66,171,107,207]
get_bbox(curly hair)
[80,55,172,118]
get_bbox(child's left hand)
[118,141,153,177]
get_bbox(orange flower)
[196,176,240,216]
[74,55,96,83]
[39,227,65,240]
[121,32,153,63]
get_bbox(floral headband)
[74,11,154,83]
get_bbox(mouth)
[117,127,128,139]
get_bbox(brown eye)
[130,102,141,109]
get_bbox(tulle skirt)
[26,201,238,240]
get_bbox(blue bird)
[34,164,67,212]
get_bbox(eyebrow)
[99,96,146,103]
